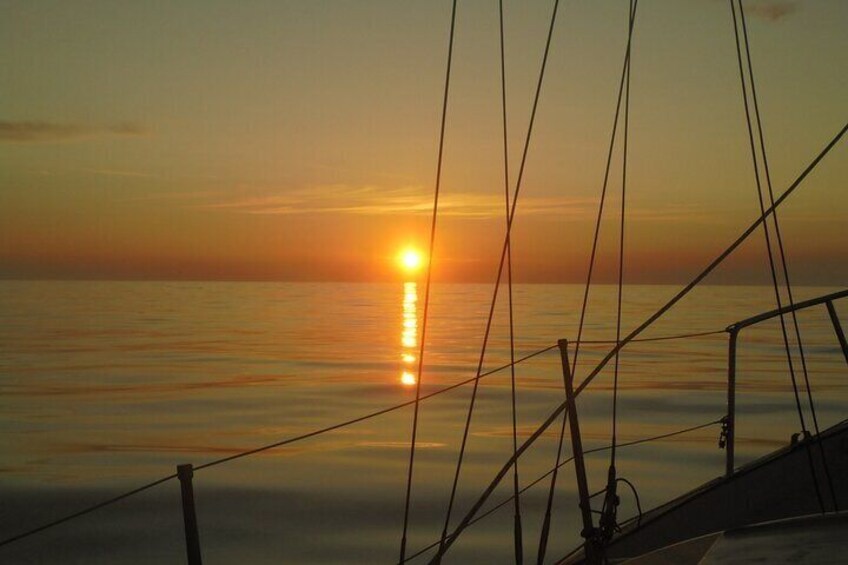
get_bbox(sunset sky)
[2,1,846,284]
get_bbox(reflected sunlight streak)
[400,281,418,386]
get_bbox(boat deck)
[559,418,848,564]
[621,512,848,564]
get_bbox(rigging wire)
[736,0,838,512]
[600,0,637,545]
[435,1,562,560]
[537,2,638,562]
[399,0,458,560]
[429,120,848,561]
[727,0,824,513]
[612,0,634,471]
[400,418,723,564]
[497,0,525,562]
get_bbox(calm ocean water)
[0,281,845,564]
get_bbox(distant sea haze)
[1,281,845,563]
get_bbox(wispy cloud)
[0,120,149,143]
[129,189,225,202]
[203,184,599,219]
[201,184,709,222]
[746,1,798,22]
[82,167,156,178]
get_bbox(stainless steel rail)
[724,289,848,476]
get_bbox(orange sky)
[2,1,846,284]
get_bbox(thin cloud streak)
[202,184,710,221]
[203,185,596,218]
[83,168,156,178]
[745,1,798,22]
[0,121,149,143]
[129,189,223,202]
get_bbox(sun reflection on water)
[400,371,417,386]
[400,282,418,386]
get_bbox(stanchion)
[177,463,203,565]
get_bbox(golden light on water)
[400,281,419,386]
[400,371,417,386]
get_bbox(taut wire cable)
[728,0,824,513]
[399,1,458,561]
[611,0,635,471]
[434,1,562,560]
[537,2,638,562]
[736,0,838,512]
[497,1,525,562]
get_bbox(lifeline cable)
[0,474,177,548]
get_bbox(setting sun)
[399,248,424,272]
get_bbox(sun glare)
[399,248,423,272]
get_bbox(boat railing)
[723,288,848,477]
[552,289,848,564]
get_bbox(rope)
[737,0,838,513]
[498,0,525,562]
[728,0,824,513]
[428,120,848,562]
[538,2,638,562]
[400,418,722,564]
[399,0,458,561]
[616,478,642,528]
[435,1,562,559]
